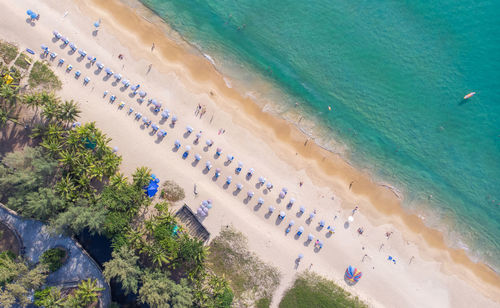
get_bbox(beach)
[1,0,500,307]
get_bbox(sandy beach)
[1,0,500,307]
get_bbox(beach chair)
[128,107,134,114]
[66,65,73,72]
[151,124,159,132]
[182,151,189,159]
[226,176,232,185]
[49,52,57,60]
[62,37,69,45]
[83,77,90,85]
[75,71,81,78]
[236,162,243,173]
[58,58,65,65]
[110,95,116,102]
[119,102,125,109]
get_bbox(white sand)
[1,0,499,307]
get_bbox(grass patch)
[40,247,67,272]
[255,297,271,308]
[28,61,62,90]
[14,52,32,70]
[0,41,18,64]
[209,226,281,307]
[279,272,367,308]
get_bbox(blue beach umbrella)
[145,180,159,197]
[27,9,33,16]
[94,20,100,28]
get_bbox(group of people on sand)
[195,104,207,118]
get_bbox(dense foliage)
[39,247,66,272]
[33,278,104,307]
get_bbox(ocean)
[137,0,500,269]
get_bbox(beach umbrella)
[122,79,129,85]
[94,20,100,28]
[114,73,122,80]
[27,9,33,16]
[202,206,209,214]
[205,161,212,168]
[105,68,113,75]
[112,146,118,153]
[238,162,243,168]
[226,176,232,184]
[172,115,178,121]
[279,191,286,199]
[257,197,264,205]
[139,91,146,97]
[96,62,104,69]
[216,147,222,155]
[197,207,205,216]
[49,52,57,59]
[258,176,265,183]
[78,49,87,56]
[268,206,275,213]
[196,132,202,138]
[299,206,305,213]
[236,183,243,190]
[279,211,286,219]
[345,266,362,283]
[266,182,273,189]
[131,84,140,91]
[41,44,48,51]
[157,129,166,137]
[308,234,314,241]
[348,216,354,222]
[87,55,93,60]
[30,12,38,19]
[161,110,170,118]
[186,126,193,133]
[282,187,288,193]
[58,58,65,65]
[247,191,254,198]
[309,212,316,219]
[319,220,325,227]
[298,226,304,233]
[185,145,191,151]
[298,253,304,259]
[195,154,201,161]
[289,198,296,205]
[288,220,295,226]
[61,37,69,44]
[206,139,213,146]
[206,202,213,209]
[151,124,159,130]
[202,200,208,207]
[69,43,77,50]
[174,140,181,147]
[142,117,149,123]
[52,30,60,38]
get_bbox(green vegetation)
[0,254,48,307]
[14,53,31,70]
[279,272,367,308]
[160,180,186,202]
[0,41,18,64]
[208,226,280,307]
[33,278,103,307]
[29,61,61,89]
[39,247,66,272]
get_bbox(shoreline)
[83,0,500,290]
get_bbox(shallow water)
[138,0,500,269]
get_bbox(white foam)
[202,53,216,66]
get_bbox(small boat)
[464,92,476,100]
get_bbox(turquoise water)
[139,0,500,268]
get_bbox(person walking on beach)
[195,104,201,115]
[151,42,155,51]
[349,181,354,190]
[352,206,359,215]
[200,105,207,118]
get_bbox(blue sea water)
[138,0,500,269]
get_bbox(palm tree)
[57,99,80,126]
[0,83,18,105]
[110,173,128,188]
[73,278,104,307]
[0,105,20,127]
[149,246,168,268]
[132,166,152,189]
[126,228,146,251]
[41,99,60,124]
[34,287,64,307]
[55,175,78,202]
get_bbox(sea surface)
[138,0,500,269]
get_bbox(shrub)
[14,53,31,70]
[0,41,18,64]
[160,180,185,202]
[28,61,61,89]
[40,247,66,272]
